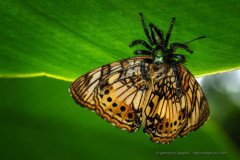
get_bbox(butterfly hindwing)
[142,64,209,143]
[70,56,152,132]
[178,66,210,136]
[142,64,188,143]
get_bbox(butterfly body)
[70,13,209,144]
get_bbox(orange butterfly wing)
[142,64,187,143]
[71,58,209,142]
[178,66,210,136]
[70,56,152,132]
[142,64,209,143]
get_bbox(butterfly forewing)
[70,56,152,132]
[70,67,101,109]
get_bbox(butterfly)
[70,13,210,144]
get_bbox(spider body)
[130,13,204,98]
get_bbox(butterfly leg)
[171,62,183,97]
[140,60,150,82]
[171,55,185,96]
[137,60,154,91]
[134,60,150,90]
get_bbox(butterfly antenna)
[185,36,205,44]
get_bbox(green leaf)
[1,1,239,159]
[0,0,239,81]
[0,77,239,160]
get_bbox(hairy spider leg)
[134,50,152,55]
[170,43,193,54]
[129,40,153,50]
[140,12,154,45]
[149,23,165,48]
[171,54,186,64]
[165,17,176,48]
